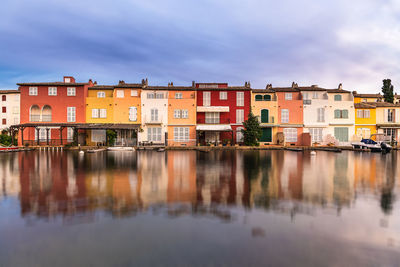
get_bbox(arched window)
[42,105,52,122]
[261,109,269,123]
[255,95,263,101]
[263,95,271,101]
[30,105,40,122]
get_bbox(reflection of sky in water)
[0,150,399,266]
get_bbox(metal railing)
[258,116,275,124]
[197,118,231,124]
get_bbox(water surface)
[0,150,399,266]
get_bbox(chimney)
[338,83,343,90]
[247,81,251,88]
[119,80,125,85]
[266,84,272,90]
[192,81,195,87]
[311,84,318,88]
[245,81,248,87]
[292,82,298,89]
[94,81,97,85]
[168,82,173,87]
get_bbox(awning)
[197,106,229,112]
[196,125,232,131]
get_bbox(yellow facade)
[86,88,114,124]
[353,94,382,103]
[354,103,376,139]
[251,90,278,144]
[167,89,197,146]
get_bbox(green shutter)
[342,109,348,118]
[264,95,271,101]
[260,128,272,142]
[255,95,262,101]
[334,127,349,142]
[334,109,340,118]
[261,109,269,123]
[334,95,342,101]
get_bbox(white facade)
[0,91,20,131]
[301,90,329,144]
[139,90,168,144]
[325,91,356,145]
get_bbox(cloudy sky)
[0,0,399,92]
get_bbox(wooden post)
[60,127,63,145]
[231,130,234,145]
[74,127,78,145]
[46,128,50,145]
[21,127,24,146]
[10,127,14,145]
[36,127,40,145]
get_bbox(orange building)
[167,84,197,146]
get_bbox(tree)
[382,79,394,103]
[242,111,261,146]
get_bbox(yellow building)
[166,85,197,146]
[251,88,278,144]
[354,102,376,139]
[353,92,382,103]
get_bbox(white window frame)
[99,109,107,118]
[131,90,138,97]
[364,110,370,118]
[220,91,227,100]
[181,109,188,119]
[236,92,244,106]
[92,109,99,118]
[48,87,57,96]
[236,109,244,124]
[236,127,244,143]
[205,112,219,124]
[151,108,159,122]
[67,87,76,96]
[67,127,74,140]
[67,107,76,122]
[148,127,162,142]
[147,93,155,99]
[357,110,364,118]
[97,91,106,98]
[284,128,297,142]
[156,92,164,99]
[317,108,325,122]
[312,92,318,99]
[203,92,211,106]
[285,93,292,100]
[310,128,323,143]
[281,109,289,123]
[116,90,124,98]
[174,109,181,119]
[174,127,189,142]
[129,107,137,121]
[175,93,182,99]
[29,87,38,96]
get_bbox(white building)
[326,85,356,145]
[0,90,20,131]
[139,87,168,145]
[300,86,329,144]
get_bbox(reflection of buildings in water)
[279,152,303,201]
[332,153,354,208]
[167,151,196,204]
[0,155,20,198]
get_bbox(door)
[334,127,349,142]
[260,128,272,142]
[261,109,269,123]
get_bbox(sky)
[0,0,399,92]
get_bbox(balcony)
[258,116,275,124]
[197,118,231,124]
[30,115,40,122]
[144,115,163,124]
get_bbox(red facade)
[196,83,251,144]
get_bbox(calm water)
[0,150,399,266]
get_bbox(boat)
[285,147,303,152]
[157,148,166,152]
[87,148,107,153]
[352,139,382,152]
[107,147,135,151]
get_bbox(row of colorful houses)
[2,76,400,147]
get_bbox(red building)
[195,82,251,145]
[17,76,93,145]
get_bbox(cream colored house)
[0,90,20,131]
[374,102,400,142]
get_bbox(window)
[334,127,349,142]
[67,128,74,140]
[174,127,189,142]
[67,107,76,122]
[99,109,107,118]
[285,93,292,100]
[67,87,76,96]
[12,107,19,114]
[364,110,370,118]
[151,108,158,121]
[181,109,188,119]
[264,95,271,101]
[255,95,263,101]
[303,92,309,100]
[312,92,318,99]
[334,95,342,101]
[309,128,323,142]
[387,109,395,122]
[283,128,297,142]
[205,112,219,123]
[97,91,105,98]
[2,95,5,101]
[356,128,371,139]
[236,109,244,124]
[13,117,19,124]
[175,93,182,99]
[29,87,38,96]
[156,93,164,99]
[35,128,48,141]
[129,107,137,121]
[116,90,124,98]
[220,92,227,100]
[92,109,99,118]
[174,109,181,118]
[236,127,244,142]
[281,109,289,123]
[384,129,396,140]
[48,87,57,96]
[203,92,210,106]
[148,127,162,142]
[131,90,138,97]
[317,108,325,122]
[147,93,155,99]
[236,92,244,106]
[357,110,364,118]
[334,109,348,119]
[2,107,6,113]
[2,119,5,125]
[64,78,71,83]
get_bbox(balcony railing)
[197,118,231,124]
[30,115,40,122]
[42,115,52,122]
[258,116,275,124]
[144,115,163,124]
